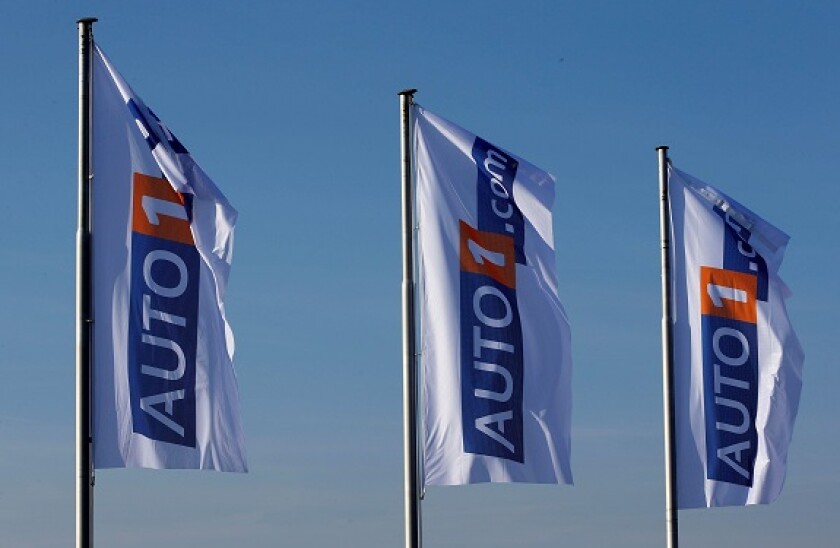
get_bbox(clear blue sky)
[1,1,838,546]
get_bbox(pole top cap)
[77,17,98,24]
[398,88,418,97]
[656,145,670,151]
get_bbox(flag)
[668,165,802,507]
[415,105,573,485]
[91,45,247,471]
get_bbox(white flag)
[91,45,247,472]
[669,165,802,507]
[415,105,572,485]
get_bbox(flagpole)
[658,145,679,548]
[77,16,97,548]
[399,88,422,548]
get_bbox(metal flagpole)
[77,16,97,548]
[658,146,679,548]
[399,88,422,548]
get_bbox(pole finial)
[77,17,98,24]
[656,145,670,152]
[398,88,418,97]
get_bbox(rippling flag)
[91,45,247,471]
[414,105,572,485]
[668,165,802,507]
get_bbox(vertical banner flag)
[415,105,572,485]
[669,165,802,507]
[91,45,247,471]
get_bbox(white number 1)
[142,195,188,226]
[467,238,505,268]
[707,283,748,308]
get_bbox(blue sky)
[1,1,839,546]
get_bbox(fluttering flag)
[668,165,802,507]
[414,105,573,485]
[91,45,247,471]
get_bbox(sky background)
[1,1,839,546]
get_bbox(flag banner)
[669,165,802,507]
[91,45,247,471]
[415,105,572,486]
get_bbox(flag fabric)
[91,45,247,471]
[668,165,802,507]
[414,105,573,486]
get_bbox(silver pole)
[658,146,679,548]
[77,16,97,548]
[399,88,422,548]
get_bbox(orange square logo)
[459,220,516,288]
[700,266,757,324]
[131,173,194,245]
